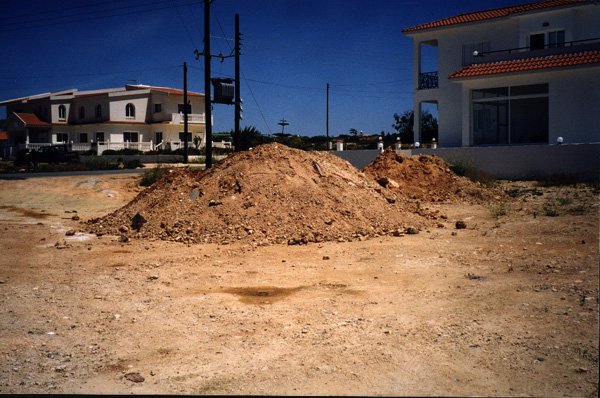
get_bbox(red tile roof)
[0,131,8,140]
[13,113,51,127]
[126,84,204,97]
[449,50,600,79]
[403,0,588,33]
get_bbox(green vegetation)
[101,148,144,156]
[449,159,497,186]
[490,204,508,219]
[541,196,586,217]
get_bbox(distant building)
[402,0,600,147]
[0,84,208,155]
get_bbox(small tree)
[392,110,438,144]
[349,128,358,136]
[193,135,202,149]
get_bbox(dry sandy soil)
[0,171,598,396]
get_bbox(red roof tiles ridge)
[449,49,600,79]
[403,0,589,33]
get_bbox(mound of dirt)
[87,143,428,245]
[363,148,502,203]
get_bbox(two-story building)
[0,84,208,155]
[403,0,600,147]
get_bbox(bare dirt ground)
[0,172,598,396]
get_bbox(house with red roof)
[402,0,600,147]
[0,84,207,155]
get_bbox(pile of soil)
[87,143,428,245]
[363,148,502,203]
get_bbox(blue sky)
[0,0,526,136]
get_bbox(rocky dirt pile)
[363,148,502,203]
[87,143,428,245]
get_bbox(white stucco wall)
[108,91,149,123]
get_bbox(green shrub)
[449,159,496,186]
[490,204,508,219]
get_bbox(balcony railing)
[170,113,206,124]
[472,38,600,63]
[418,72,439,90]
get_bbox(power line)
[0,0,202,33]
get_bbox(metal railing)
[418,71,439,90]
[170,113,206,124]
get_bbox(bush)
[449,159,496,186]
[139,165,171,187]
[101,148,144,156]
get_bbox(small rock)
[71,215,80,221]
[451,231,457,236]
[119,235,130,243]
[65,229,75,236]
[391,229,404,237]
[536,356,545,362]
[131,213,146,231]
[118,225,129,233]
[575,367,588,373]
[124,372,145,383]
[322,256,330,260]
[455,220,467,229]
[208,200,223,207]
[405,226,419,235]
[147,275,159,281]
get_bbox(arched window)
[125,103,135,118]
[95,104,102,119]
[79,106,85,120]
[58,105,66,120]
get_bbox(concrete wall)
[331,143,600,181]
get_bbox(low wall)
[331,143,600,181]
[81,154,185,164]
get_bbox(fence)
[96,141,153,155]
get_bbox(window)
[472,84,549,145]
[155,132,163,144]
[530,30,565,50]
[79,106,85,120]
[123,132,139,142]
[179,132,192,142]
[125,103,135,118]
[56,133,68,143]
[79,133,88,143]
[95,104,102,119]
[95,132,105,142]
[58,105,66,120]
[178,103,192,113]
[154,103,162,113]
[548,30,565,48]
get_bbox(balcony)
[170,113,206,124]
[472,38,600,64]
[418,71,439,90]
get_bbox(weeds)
[139,165,171,187]
[449,159,497,186]
[490,204,508,219]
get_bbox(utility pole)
[234,13,241,152]
[203,0,213,168]
[183,62,188,164]
[326,83,329,139]
[278,118,289,134]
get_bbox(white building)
[403,0,600,147]
[0,84,208,154]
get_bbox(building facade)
[0,84,208,155]
[403,0,600,147]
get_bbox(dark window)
[58,105,66,120]
[126,103,135,118]
[472,87,509,100]
[155,132,163,144]
[178,104,192,113]
[95,104,102,119]
[179,132,192,142]
[79,133,88,143]
[530,33,545,50]
[510,84,548,96]
[123,132,139,142]
[56,132,68,143]
[472,84,548,145]
[79,106,85,120]
[95,132,105,142]
[154,104,162,113]
[548,30,565,48]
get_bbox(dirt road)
[0,173,597,396]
